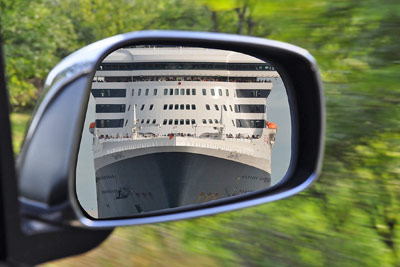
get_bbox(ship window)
[211,89,215,96]
[215,105,219,111]
[236,89,271,98]
[145,88,149,96]
[229,105,233,112]
[169,104,173,110]
[226,89,229,96]
[202,89,206,96]
[96,104,126,113]
[169,88,173,95]
[202,119,207,124]
[185,88,190,95]
[140,104,145,110]
[164,88,168,95]
[185,119,190,125]
[152,119,156,124]
[180,119,184,125]
[192,89,196,95]
[235,119,265,128]
[138,89,142,96]
[174,104,179,110]
[174,119,178,125]
[208,119,213,124]
[141,119,144,123]
[214,119,219,123]
[192,104,196,110]
[91,89,126,98]
[232,120,235,126]
[163,119,167,125]
[132,89,134,96]
[235,104,265,113]
[181,88,185,95]
[223,105,227,111]
[218,89,222,96]
[95,119,124,128]
[146,119,150,124]
[149,104,154,110]
[191,119,196,124]
[168,119,173,125]
[186,104,190,110]
[163,104,168,110]
[175,89,179,95]
[206,104,210,110]
[154,89,158,95]
[180,104,184,110]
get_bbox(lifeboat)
[89,122,95,135]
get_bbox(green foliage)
[1,0,79,110]
[5,0,400,266]
[9,112,30,154]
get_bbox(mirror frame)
[17,30,324,228]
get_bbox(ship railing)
[97,135,257,144]
[92,75,278,83]
[95,136,267,158]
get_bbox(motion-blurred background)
[2,0,399,266]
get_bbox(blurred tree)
[1,0,78,110]
[2,0,400,265]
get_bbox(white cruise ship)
[90,46,279,218]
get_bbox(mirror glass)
[76,45,291,219]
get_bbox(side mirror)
[17,30,324,228]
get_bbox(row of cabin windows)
[134,88,158,96]
[206,104,231,112]
[95,103,264,114]
[163,104,197,110]
[91,88,271,99]
[163,119,197,125]
[202,88,229,97]
[205,104,265,113]
[202,119,221,124]
[164,88,196,96]
[140,104,155,111]
[95,119,265,128]
[140,119,157,124]
[161,119,228,126]
[133,88,231,97]
[98,62,275,71]
[132,88,269,98]
[132,88,198,96]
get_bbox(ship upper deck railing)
[92,75,277,83]
[93,132,272,160]
[94,135,268,158]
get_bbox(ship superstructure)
[90,47,279,218]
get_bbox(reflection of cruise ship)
[90,47,279,218]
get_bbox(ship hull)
[95,151,271,218]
